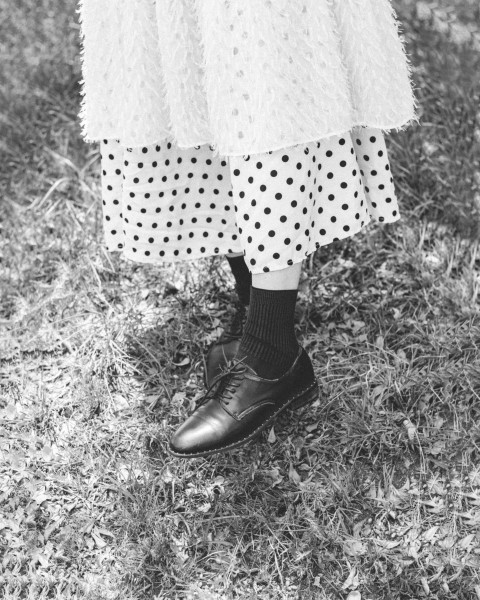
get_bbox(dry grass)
[1,1,480,599]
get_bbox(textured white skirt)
[78,0,418,156]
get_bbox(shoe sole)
[167,379,319,459]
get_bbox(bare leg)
[252,261,302,291]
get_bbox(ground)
[1,1,480,599]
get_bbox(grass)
[1,1,480,598]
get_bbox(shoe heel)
[290,383,319,410]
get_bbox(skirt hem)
[105,213,401,274]
[84,114,419,157]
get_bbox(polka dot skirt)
[100,127,400,274]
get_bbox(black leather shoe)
[203,302,247,388]
[169,345,318,458]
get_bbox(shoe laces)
[196,355,248,408]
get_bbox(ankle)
[238,335,299,379]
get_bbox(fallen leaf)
[267,427,276,444]
[342,566,358,589]
[32,491,51,505]
[31,551,49,568]
[91,529,107,549]
[423,526,439,542]
[288,463,301,484]
[173,356,190,367]
[421,578,430,595]
[353,520,365,538]
[375,539,401,550]
[265,468,283,487]
[112,394,129,411]
[458,533,475,549]
[438,536,456,549]
[427,440,446,456]
[4,405,17,419]
[42,445,53,461]
[344,539,367,556]
[403,419,416,441]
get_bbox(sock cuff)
[249,286,298,309]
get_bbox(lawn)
[1,1,480,599]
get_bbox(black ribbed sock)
[237,286,299,379]
[226,254,252,306]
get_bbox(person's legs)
[169,141,323,457]
[168,253,317,457]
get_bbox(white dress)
[78,0,419,274]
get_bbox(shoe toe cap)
[169,412,222,456]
